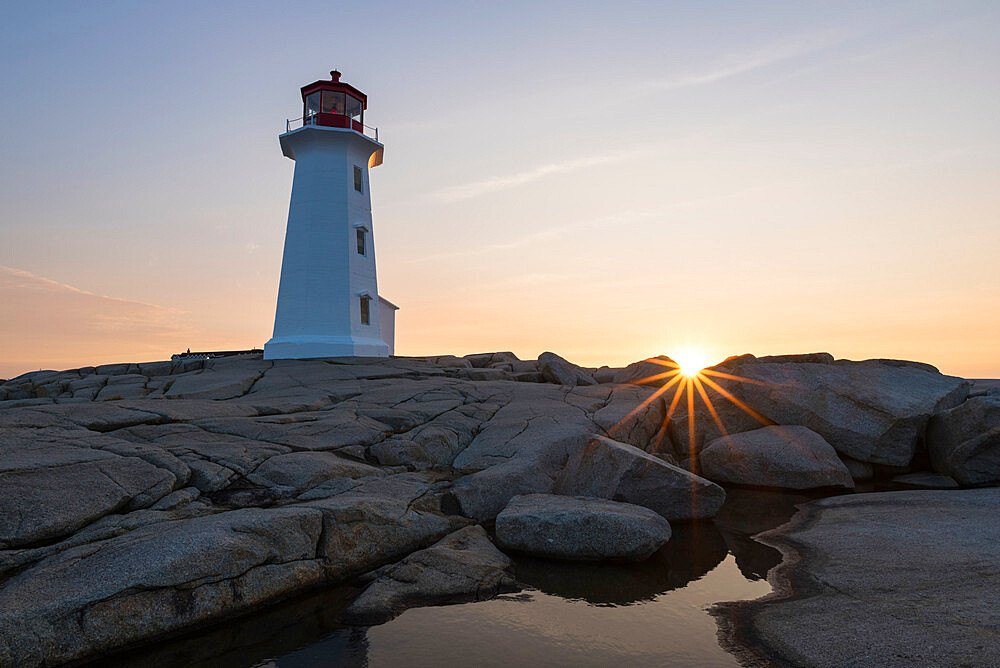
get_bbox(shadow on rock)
[96,585,368,668]
[512,522,729,605]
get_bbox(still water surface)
[106,489,809,667]
[279,554,769,667]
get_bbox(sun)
[671,348,712,377]
[607,347,775,466]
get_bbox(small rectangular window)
[356,228,366,255]
[354,165,363,192]
[360,296,370,325]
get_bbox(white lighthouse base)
[263,335,389,360]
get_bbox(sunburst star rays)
[607,356,776,468]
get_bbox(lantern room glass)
[302,90,365,129]
[346,95,363,125]
[304,92,321,119]
[321,91,345,115]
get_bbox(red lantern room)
[300,70,367,132]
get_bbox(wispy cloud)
[428,150,644,204]
[0,266,198,377]
[638,29,853,92]
[0,266,180,310]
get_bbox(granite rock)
[926,395,1000,485]
[699,426,854,489]
[341,525,514,624]
[714,489,1000,666]
[555,435,726,521]
[613,356,677,386]
[727,360,970,466]
[538,352,597,386]
[0,507,326,666]
[495,494,672,561]
[0,353,982,666]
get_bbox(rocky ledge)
[0,351,996,665]
[713,489,1000,666]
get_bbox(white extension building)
[264,71,397,359]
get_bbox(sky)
[1,0,998,379]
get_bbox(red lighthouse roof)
[299,70,368,133]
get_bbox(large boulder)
[726,360,970,466]
[0,507,326,666]
[462,352,519,369]
[613,356,678,386]
[495,494,671,561]
[926,396,1000,485]
[447,459,556,523]
[555,435,725,520]
[538,352,597,386]
[341,525,514,624]
[446,384,677,522]
[699,426,853,490]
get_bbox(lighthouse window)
[304,92,321,120]
[356,228,367,255]
[346,95,363,124]
[360,296,371,325]
[321,91,345,115]
[354,165,363,192]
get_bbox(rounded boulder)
[495,494,671,562]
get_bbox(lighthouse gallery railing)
[285,115,379,142]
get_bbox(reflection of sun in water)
[672,348,712,378]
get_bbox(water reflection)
[97,488,812,667]
[259,627,369,668]
[513,523,729,605]
[100,585,366,668]
[712,488,808,581]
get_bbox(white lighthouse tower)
[264,71,397,360]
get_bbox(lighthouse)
[264,71,397,360]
